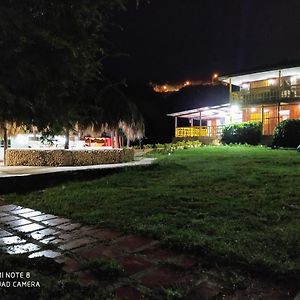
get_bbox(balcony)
[175,126,225,138]
[231,84,300,105]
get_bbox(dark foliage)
[221,122,262,145]
[273,119,300,148]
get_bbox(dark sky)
[105,0,300,83]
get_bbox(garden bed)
[6,148,134,166]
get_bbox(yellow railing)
[175,126,224,138]
[231,84,300,104]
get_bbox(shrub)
[221,122,262,145]
[6,148,134,166]
[273,119,300,148]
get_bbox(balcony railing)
[175,126,224,138]
[231,84,300,104]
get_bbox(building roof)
[220,65,300,86]
[167,103,230,119]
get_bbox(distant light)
[185,81,190,86]
[213,73,218,79]
[251,107,256,112]
[163,85,167,90]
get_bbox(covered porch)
[167,103,240,138]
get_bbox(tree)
[0,0,143,160]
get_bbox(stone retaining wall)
[6,148,134,166]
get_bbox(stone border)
[6,148,134,167]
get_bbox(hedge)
[221,121,262,145]
[273,119,300,148]
[6,148,134,166]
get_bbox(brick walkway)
[0,204,298,299]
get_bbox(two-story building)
[167,65,300,142]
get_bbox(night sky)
[106,0,300,83]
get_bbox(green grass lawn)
[5,146,300,277]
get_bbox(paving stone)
[114,235,155,253]
[19,211,43,218]
[39,236,57,244]
[58,232,77,240]
[4,243,40,254]
[0,229,13,238]
[85,228,121,241]
[56,223,81,231]
[29,228,58,240]
[42,218,70,227]
[6,218,32,228]
[0,205,21,212]
[75,244,123,259]
[74,270,99,286]
[140,266,184,289]
[29,250,61,259]
[120,255,154,276]
[59,237,95,251]
[12,208,35,215]
[0,215,21,223]
[260,287,295,300]
[62,258,82,272]
[164,254,198,270]
[49,238,63,245]
[140,246,198,270]
[54,255,69,264]
[115,285,145,300]
[14,223,45,233]
[31,214,57,222]
[294,291,300,300]
[0,236,27,245]
[187,280,221,300]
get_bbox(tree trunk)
[126,137,130,148]
[115,129,120,148]
[111,130,115,148]
[119,135,123,148]
[3,124,8,166]
[64,128,70,149]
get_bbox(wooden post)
[261,105,264,135]
[111,130,115,148]
[3,124,8,166]
[229,78,232,101]
[64,128,70,149]
[199,111,202,126]
[279,70,282,100]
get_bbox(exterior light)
[213,73,218,79]
[251,107,256,112]
[163,85,167,90]
[185,81,190,86]
[230,105,240,113]
[268,79,275,86]
[291,76,298,85]
[242,83,250,90]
